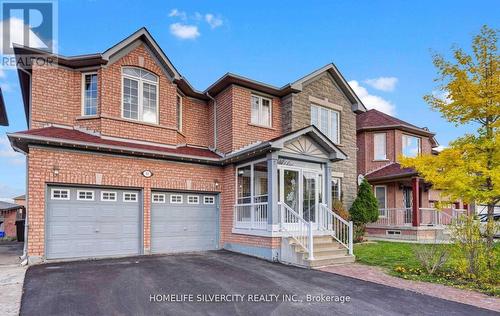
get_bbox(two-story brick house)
[357,109,468,241]
[8,28,365,266]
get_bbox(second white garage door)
[151,192,218,254]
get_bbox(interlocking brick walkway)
[320,263,500,312]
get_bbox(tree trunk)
[486,203,495,269]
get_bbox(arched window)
[122,67,158,123]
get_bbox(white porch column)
[267,152,279,230]
[325,162,333,209]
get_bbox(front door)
[279,167,320,225]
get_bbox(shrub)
[412,243,450,275]
[349,179,379,240]
[332,199,349,220]
[449,215,486,277]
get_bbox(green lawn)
[354,241,500,296]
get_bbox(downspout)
[206,92,217,151]
[18,67,31,264]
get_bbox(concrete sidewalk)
[0,242,26,316]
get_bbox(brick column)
[412,177,420,227]
[143,186,151,254]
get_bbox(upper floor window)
[402,135,421,157]
[311,105,340,144]
[122,67,158,124]
[374,133,387,160]
[176,95,183,131]
[251,95,272,127]
[82,73,98,116]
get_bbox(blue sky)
[0,0,498,198]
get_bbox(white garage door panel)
[151,192,218,254]
[46,187,141,260]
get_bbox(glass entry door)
[279,166,321,225]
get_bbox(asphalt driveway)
[21,250,496,316]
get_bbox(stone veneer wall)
[282,72,358,208]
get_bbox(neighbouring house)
[13,194,26,208]
[357,109,468,241]
[7,28,365,266]
[0,201,24,238]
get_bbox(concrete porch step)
[307,254,355,267]
[295,245,347,256]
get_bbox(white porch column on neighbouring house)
[267,152,279,230]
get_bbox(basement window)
[386,230,401,236]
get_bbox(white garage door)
[151,192,218,254]
[46,186,141,260]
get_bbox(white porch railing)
[371,208,413,227]
[420,208,466,226]
[318,203,353,255]
[233,202,268,230]
[278,202,314,260]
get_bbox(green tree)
[400,25,499,250]
[349,179,379,241]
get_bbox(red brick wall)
[30,44,212,148]
[27,147,278,258]
[1,211,17,237]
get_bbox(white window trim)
[402,134,422,157]
[251,94,272,127]
[177,94,183,132]
[76,190,95,201]
[101,191,117,202]
[310,104,341,144]
[51,188,70,200]
[187,195,199,204]
[152,193,166,203]
[123,192,138,202]
[121,67,159,124]
[373,133,387,161]
[204,196,215,205]
[170,195,183,204]
[81,72,98,116]
[332,177,342,200]
[374,185,387,217]
[235,158,267,205]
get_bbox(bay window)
[402,135,421,157]
[311,105,340,143]
[251,95,272,127]
[122,67,158,124]
[236,160,268,205]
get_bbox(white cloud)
[365,77,398,92]
[431,90,452,105]
[348,80,396,115]
[0,135,24,165]
[168,9,187,20]
[205,14,223,29]
[169,23,200,40]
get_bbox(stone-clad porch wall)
[282,72,358,208]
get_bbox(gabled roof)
[291,64,366,113]
[357,109,439,147]
[0,88,7,126]
[13,194,25,200]
[14,27,367,122]
[223,125,347,163]
[365,162,417,181]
